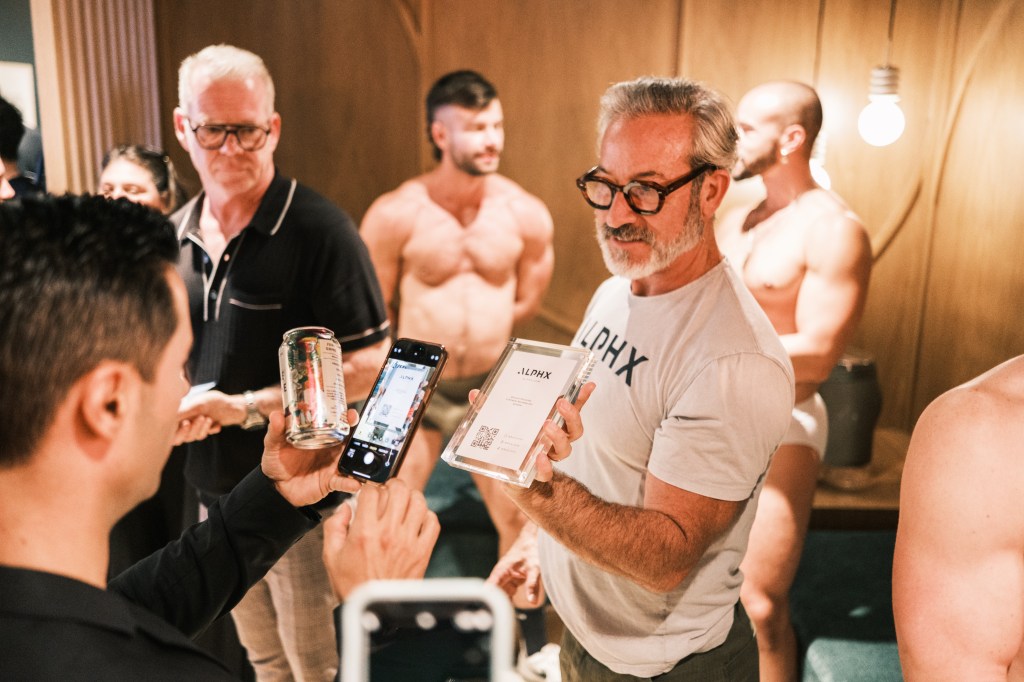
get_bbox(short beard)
[452,148,500,176]
[596,183,705,280]
[732,140,778,181]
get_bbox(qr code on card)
[470,425,499,450]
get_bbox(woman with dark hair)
[98,144,186,214]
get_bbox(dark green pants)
[560,602,758,681]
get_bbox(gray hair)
[597,76,738,171]
[178,44,275,115]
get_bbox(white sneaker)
[516,643,562,682]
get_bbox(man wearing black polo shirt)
[171,44,390,681]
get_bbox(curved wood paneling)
[915,0,1024,415]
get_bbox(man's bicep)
[512,202,554,317]
[895,508,1024,679]
[787,240,870,381]
[787,269,865,372]
[894,404,1024,679]
[514,240,554,311]
[796,217,871,333]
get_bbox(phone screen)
[339,579,515,682]
[340,339,446,483]
[363,600,495,681]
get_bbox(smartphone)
[339,338,447,483]
[340,578,515,682]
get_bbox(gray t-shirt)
[539,261,794,677]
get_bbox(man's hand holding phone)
[338,339,447,484]
[262,410,362,506]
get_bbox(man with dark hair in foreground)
[0,195,438,680]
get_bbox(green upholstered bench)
[789,530,903,681]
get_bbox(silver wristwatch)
[241,390,268,430]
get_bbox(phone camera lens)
[413,345,425,356]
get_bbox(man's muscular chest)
[722,209,806,303]
[403,203,524,287]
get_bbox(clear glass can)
[279,326,349,448]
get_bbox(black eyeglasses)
[576,164,714,215]
[188,121,271,151]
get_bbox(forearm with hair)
[507,472,693,593]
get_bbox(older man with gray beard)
[489,77,795,681]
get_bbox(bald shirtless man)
[716,81,872,681]
[360,70,554,561]
[894,356,1024,681]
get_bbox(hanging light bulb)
[858,0,905,147]
[858,66,905,146]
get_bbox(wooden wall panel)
[680,0,821,97]
[914,0,1024,415]
[682,0,822,239]
[818,0,958,428]
[30,0,161,194]
[141,0,1024,432]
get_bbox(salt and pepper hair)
[178,44,275,116]
[597,76,738,172]
[101,144,186,214]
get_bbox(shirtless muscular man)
[360,70,554,559]
[716,81,872,681]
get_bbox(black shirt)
[0,469,320,681]
[173,172,389,499]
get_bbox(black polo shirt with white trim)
[173,171,389,500]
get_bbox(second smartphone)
[339,338,447,484]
